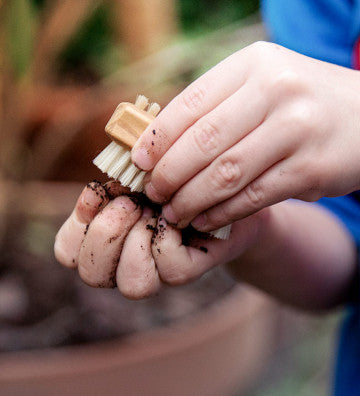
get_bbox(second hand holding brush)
[93,95,231,240]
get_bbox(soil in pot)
[0,211,237,352]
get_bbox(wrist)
[226,202,290,280]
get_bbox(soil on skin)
[0,213,236,352]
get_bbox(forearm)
[227,200,357,310]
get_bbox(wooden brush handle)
[105,102,155,149]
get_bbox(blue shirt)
[261,1,360,394]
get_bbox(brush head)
[104,95,161,150]
[93,95,160,192]
[105,103,154,150]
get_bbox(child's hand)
[54,181,142,288]
[131,41,360,233]
[54,182,264,299]
[54,182,357,308]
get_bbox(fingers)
[144,80,269,203]
[151,214,265,288]
[131,49,251,172]
[56,182,250,297]
[54,181,108,268]
[191,159,306,232]
[117,207,161,299]
[78,196,141,288]
[152,218,222,285]
[160,115,296,227]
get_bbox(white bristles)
[119,163,140,186]
[93,141,124,173]
[107,150,131,179]
[209,224,232,240]
[148,102,161,116]
[129,171,146,192]
[93,141,146,192]
[135,95,149,110]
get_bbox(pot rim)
[0,286,270,381]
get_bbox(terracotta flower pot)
[0,286,277,396]
[0,181,278,395]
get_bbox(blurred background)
[0,1,341,394]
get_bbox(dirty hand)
[54,181,263,299]
[131,41,360,233]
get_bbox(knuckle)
[209,205,236,227]
[248,40,270,54]
[181,84,206,113]
[159,263,194,286]
[298,182,323,202]
[211,157,242,190]
[247,41,278,60]
[305,173,320,194]
[243,182,265,211]
[151,163,178,200]
[193,119,221,156]
[292,158,324,200]
[271,69,301,95]
[287,101,316,132]
[305,162,326,196]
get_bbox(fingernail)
[112,195,137,212]
[78,183,107,223]
[162,204,179,225]
[82,182,105,208]
[145,182,166,203]
[191,213,207,230]
[131,145,153,171]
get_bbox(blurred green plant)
[3,0,259,84]
[5,0,36,81]
[178,0,259,35]
[59,0,259,78]
[58,4,115,81]
[38,0,259,81]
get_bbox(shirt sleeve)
[316,193,360,246]
[316,192,360,303]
